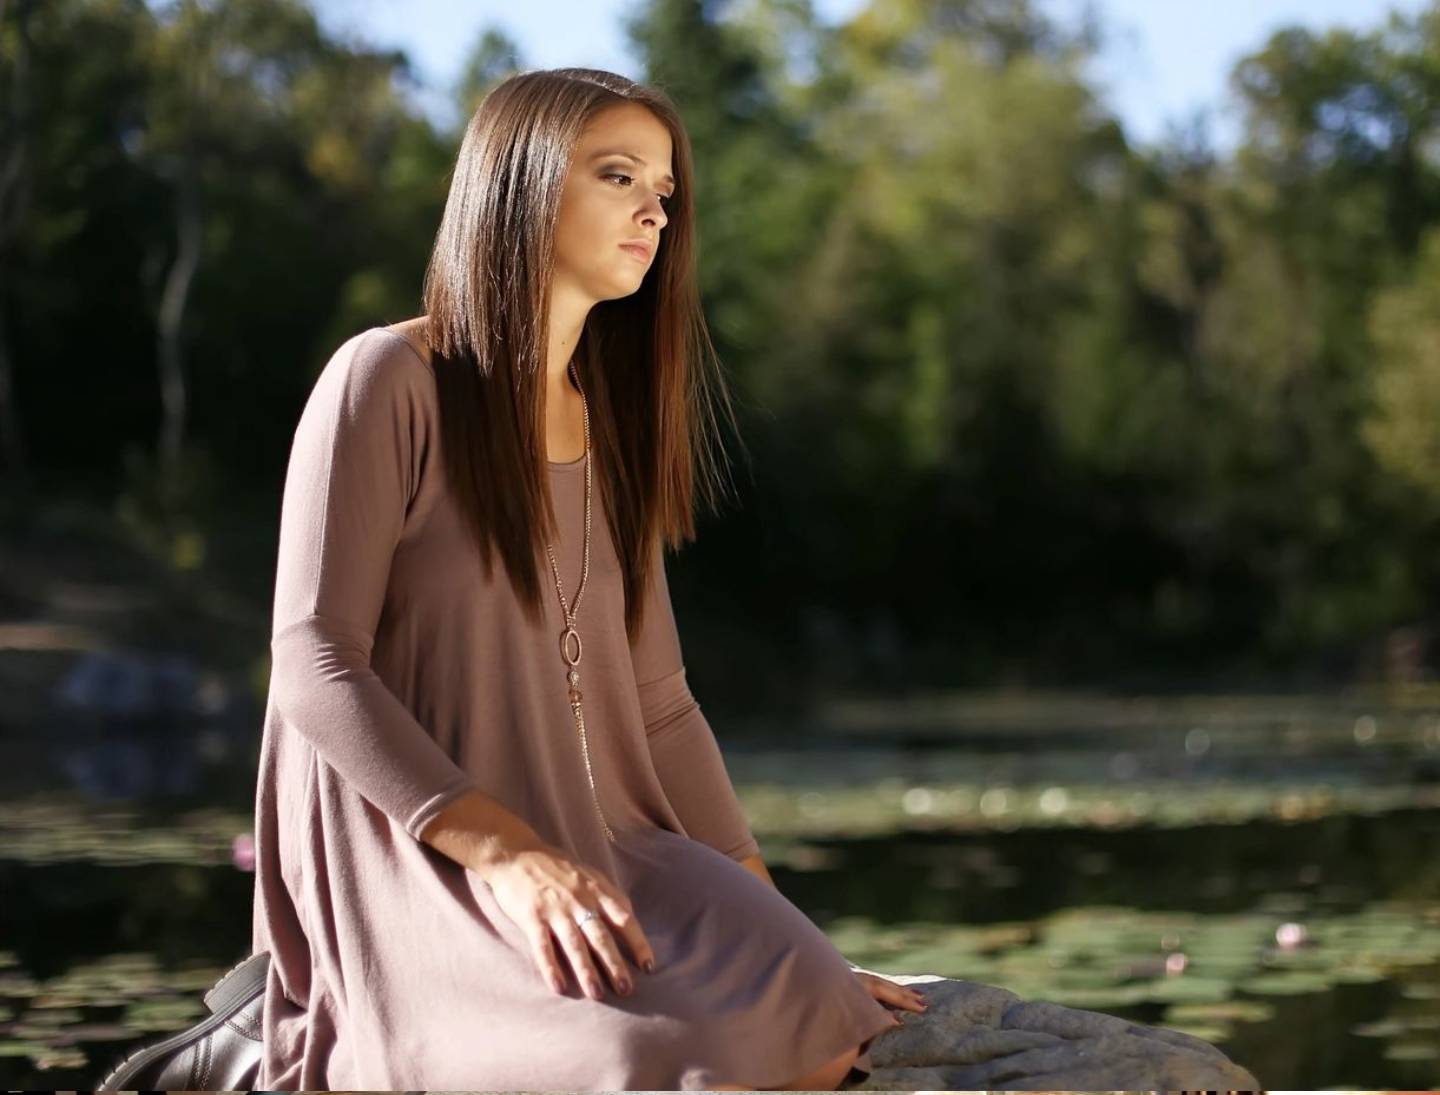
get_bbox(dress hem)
[683,998,896,1091]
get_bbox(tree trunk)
[157,160,201,485]
[0,0,37,491]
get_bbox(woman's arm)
[624,553,874,971]
[629,550,761,861]
[268,329,479,841]
[636,665,761,860]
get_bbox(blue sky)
[310,0,1431,153]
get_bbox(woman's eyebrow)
[589,149,675,188]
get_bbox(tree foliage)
[6,0,1440,690]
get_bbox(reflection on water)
[39,647,253,802]
[1,709,1438,1089]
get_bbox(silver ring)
[576,909,598,927]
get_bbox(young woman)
[249,66,926,1091]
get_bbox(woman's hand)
[855,971,929,1023]
[478,842,656,1001]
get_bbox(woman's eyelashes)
[602,171,671,207]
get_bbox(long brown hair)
[420,67,742,643]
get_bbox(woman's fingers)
[590,883,656,974]
[888,983,928,1011]
[860,972,929,1012]
[550,913,607,999]
[484,847,653,999]
[574,907,636,996]
[523,918,569,994]
[898,987,928,1011]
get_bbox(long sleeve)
[267,328,478,842]
[630,548,761,861]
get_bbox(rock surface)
[842,970,1263,1091]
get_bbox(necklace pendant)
[559,625,582,667]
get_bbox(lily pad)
[1240,971,1334,995]
[0,1041,47,1057]
[1352,1018,1410,1038]
[1160,1022,1232,1044]
[1382,1040,1440,1061]
[1136,977,1234,1004]
[1165,1000,1276,1024]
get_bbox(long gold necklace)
[543,362,616,844]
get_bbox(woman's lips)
[620,243,651,262]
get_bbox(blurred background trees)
[6,0,1440,702]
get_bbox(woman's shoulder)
[302,321,440,433]
[335,318,433,378]
[317,320,435,388]
[375,316,434,374]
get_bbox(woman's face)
[552,102,674,304]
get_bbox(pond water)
[1,702,1438,1089]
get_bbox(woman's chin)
[602,272,647,299]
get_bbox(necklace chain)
[543,363,615,843]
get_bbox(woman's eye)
[604,172,671,206]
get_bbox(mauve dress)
[248,327,894,1090]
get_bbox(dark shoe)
[95,949,269,1090]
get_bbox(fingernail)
[644,958,656,973]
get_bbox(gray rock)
[843,971,1262,1091]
